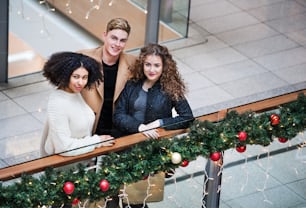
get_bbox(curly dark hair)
[129,43,186,101]
[43,52,103,89]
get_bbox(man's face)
[102,29,129,57]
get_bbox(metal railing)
[0,89,305,207]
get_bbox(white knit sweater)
[41,89,101,156]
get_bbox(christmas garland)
[0,93,305,207]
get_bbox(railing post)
[145,0,161,45]
[202,156,223,208]
[0,0,9,83]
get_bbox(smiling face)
[65,67,89,93]
[102,29,129,59]
[143,55,163,84]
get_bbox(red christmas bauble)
[99,179,110,192]
[180,159,189,167]
[72,198,80,206]
[236,146,246,153]
[238,131,248,141]
[63,181,75,195]
[270,114,280,126]
[278,137,288,143]
[210,152,221,161]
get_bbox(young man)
[78,17,141,208]
[79,17,136,137]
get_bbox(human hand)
[98,135,115,147]
[143,129,160,139]
[138,122,160,139]
[138,120,160,132]
[138,120,160,139]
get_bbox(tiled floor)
[1,0,306,207]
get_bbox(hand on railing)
[142,129,160,139]
[138,120,161,139]
[97,135,115,147]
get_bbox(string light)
[75,199,89,208]
[39,0,55,12]
[142,174,153,206]
[97,197,111,208]
[108,0,114,6]
[201,169,210,208]
[167,173,183,207]
[239,155,249,192]
[16,0,30,20]
[118,184,129,207]
[85,0,103,19]
[257,147,273,205]
[296,132,306,161]
[65,0,72,14]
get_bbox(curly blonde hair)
[129,43,186,101]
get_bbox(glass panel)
[3,0,192,168]
[2,0,306,207]
[131,0,190,38]
[8,0,190,78]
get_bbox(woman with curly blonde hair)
[113,43,194,139]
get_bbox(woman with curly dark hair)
[40,52,114,157]
[113,43,194,139]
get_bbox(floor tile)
[0,99,28,120]
[202,59,268,85]
[274,63,306,84]
[172,36,228,59]
[0,92,8,102]
[226,184,305,208]
[0,114,43,140]
[258,150,306,184]
[221,162,281,201]
[2,81,51,98]
[234,34,299,58]
[0,72,45,90]
[248,1,306,21]
[190,0,241,21]
[229,0,286,10]
[0,159,8,169]
[0,131,42,167]
[148,177,204,208]
[197,11,260,34]
[216,23,279,46]
[286,178,306,200]
[183,47,247,70]
[220,72,288,97]
[254,47,306,71]
[184,72,215,91]
[287,28,306,46]
[12,90,50,113]
[296,0,306,7]
[175,59,197,76]
[188,85,233,114]
[266,13,306,33]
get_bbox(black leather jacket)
[113,80,194,136]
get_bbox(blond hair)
[106,18,131,35]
